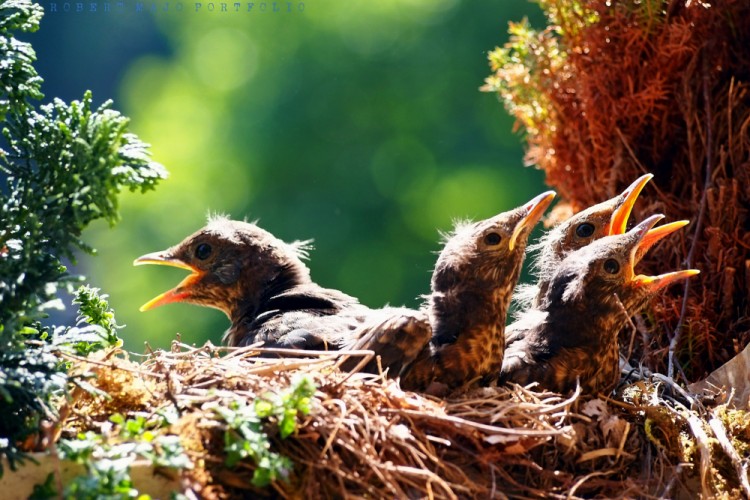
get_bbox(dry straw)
[57,343,749,498]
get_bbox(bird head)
[537,174,653,270]
[134,216,312,317]
[551,213,698,311]
[432,190,556,292]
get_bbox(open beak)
[134,251,202,311]
[622,214,664,278]
[509,190,556,251]
[606,173,653,236]
[627,215,698,290]
[635,220,689,262]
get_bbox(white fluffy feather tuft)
[288,239,315,260]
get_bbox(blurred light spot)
[404,166,512,239]
[121,57,218,166]
[337,243,404,307]
[370,137,437,202]
[193,29,258,91]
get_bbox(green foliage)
[56,413,191,499]
[216,375,316,487]
[0,0,166,474]
[0,0,43,120]
[0,344,66,471]
[483,18,562,137]
[58,286,123,356]
[0,289,131,477]
[1,88,167,339]
[1,0,166,343]
[29,472,57,500]
[536,0,600,36]
[83,2,548,350]
[482,2,595,138]
[483,1,663,138]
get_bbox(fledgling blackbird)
[515,174,654,309]
[394,191,557,392]
[500,214,698,394]
[134,216,377,350]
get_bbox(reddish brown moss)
[485,0,750,380]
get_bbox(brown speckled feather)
[501,214,681,394]
[514,174,652,313]
[401,192,555,392]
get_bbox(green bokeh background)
[33,1,547,350]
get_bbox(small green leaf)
[254,398,273,418]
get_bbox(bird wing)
[500,312,554,386]
[505,308,547,345]
[340,307,432,376]
[263,284,361,314]
[235,284,370,349]
[502,330,605,393]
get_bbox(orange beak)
[509,190,556,251]
[636,220,689,262]
[632,269,700,291]
[605,173,654,236]
[133,252,203,311]
[623,213,663,276]
[628,216,697,290]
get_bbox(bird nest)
[54,342,750,499]
[32,2,750,497]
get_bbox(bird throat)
[429,288,510,382]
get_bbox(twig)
[668,52,713,379]
[708,409,750,498]
[58,351,166,379]
[165,370,183,417]
[387,408,567,436]
[566,470,614,499]
[652,373,698,409]
[659,463,686,498]
[683,408,713,498]
[663,392,713,498]
[332,350,377,386]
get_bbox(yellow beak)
[633,269,700,290]
[134,252,202,311]
[606,173,653,236]
[509,190,556,251]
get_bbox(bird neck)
[231,260,313,322]
[429,287,509,347]
[551,298,625,350]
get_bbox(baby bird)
[516,174,654,309]
[395,191,556,392]
[134,216,373,350]
[500,214,698,394]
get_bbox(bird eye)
[195,243,212,260]
[484,232,502,246]
[576,222,595,238]
[603,258,620,275]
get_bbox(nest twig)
[51,344,750,498]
